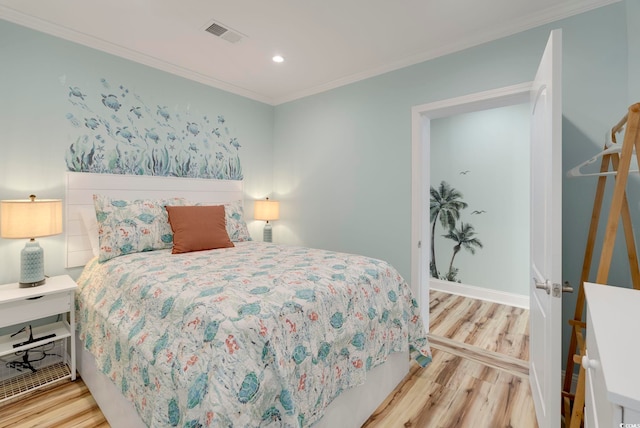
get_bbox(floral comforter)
[75,242,431,427]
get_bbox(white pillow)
[79,207,100,257]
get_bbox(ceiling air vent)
[205,21,245,44]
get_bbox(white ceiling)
[0,0,618,105]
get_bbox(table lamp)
[254,198,279,242]
[0,195,63,287]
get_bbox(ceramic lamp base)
[263,222,273,243]
[19,240,46,288]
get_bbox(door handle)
[534,280,572,297]
[581,355,599,370]
[535,281,550,294]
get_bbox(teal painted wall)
[627,0,640,103]
[273,1,634,373]
[0,19,275,286]
[0,1,636,372]
[431,104,530,295]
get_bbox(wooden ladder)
[562,102,640,428]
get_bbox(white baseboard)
[430,279,529,309]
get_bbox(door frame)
[410,82,532,331]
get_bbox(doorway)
[412,31,563,428]
[410,82,533,331]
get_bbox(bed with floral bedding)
[75,241,432,427]
[66,172,432,427]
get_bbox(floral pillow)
[223,200,252,242]
[192,200,252,242]
[94,195,186,262]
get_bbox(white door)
[529,29,562,428]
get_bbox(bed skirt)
[75,334,409,427]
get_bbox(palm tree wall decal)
[429,181,467,278]
[442,222,483,282]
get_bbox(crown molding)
[1,0,621,106]
[273,0,621,105]
[0,5,275,105]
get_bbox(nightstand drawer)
[0,291,72,328]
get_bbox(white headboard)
[65,172,244,268]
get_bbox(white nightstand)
[0,275,77,403]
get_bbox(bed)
[66,172,431,427]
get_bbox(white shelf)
[0,362,72,403]
[0,275,77,403]
[0,321,71,358]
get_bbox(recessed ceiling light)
[272,55,284,63]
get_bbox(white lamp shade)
[1,198,63,239]
[254,199,280,221]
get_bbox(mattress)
[75,241,431,427]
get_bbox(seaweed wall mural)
[430,179,483,283]
[64,78,243,180]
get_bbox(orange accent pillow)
[166,205,234,254]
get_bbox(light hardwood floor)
[0,291,536,427]
[364,291,536,427]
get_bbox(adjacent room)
[0,1,639,427]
